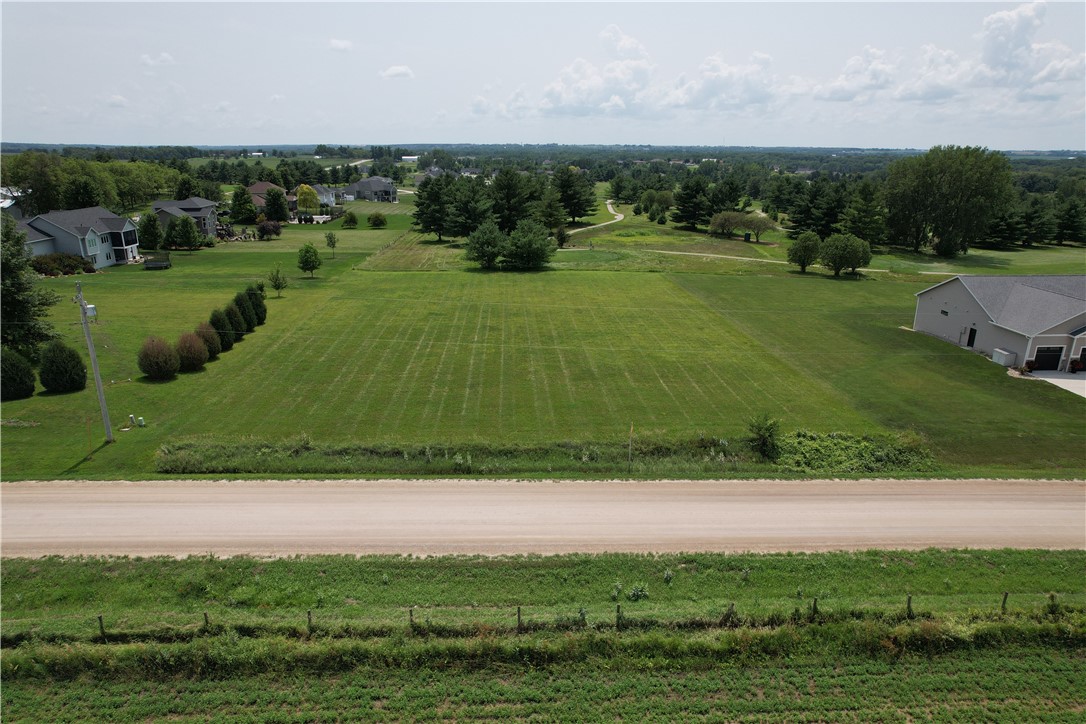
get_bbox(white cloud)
[139,52,175,67]
[212,101,233,114]
[895,45,970,103]
[379,65,414,79]
[269,94,286,103]
[815,46,895,102]
[599,24,647,59]
[329,38,352,52]
[107,94,130,108]
[660,52,778,110]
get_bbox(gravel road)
[2,479,1082,557]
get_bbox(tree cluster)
[465,219,556,271]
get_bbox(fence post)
[203,612,210,629]
[812,597,819,618]
[307,610,313,634]
[1001,592,1009,614]
[517,606,523,633]
[616,604,622,631]
[906,595,914,619]
[97,615,107,642]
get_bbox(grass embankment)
[3,551,1084,720]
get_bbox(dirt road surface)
[2,479,1083,557]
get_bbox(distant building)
[338,177,397,203]
[152,197,218,237]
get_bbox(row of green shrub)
[0,341,87,400]
[153,430,934,476]
[137,285,268,381]
[4,617,1082,681]
[29,252,96,277]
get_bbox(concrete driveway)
[1030,370,1086,399]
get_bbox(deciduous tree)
[1,215,59,361]
[464,219,507,270]
[787,231,821,273]
[296,184,319,216]
[297,242,322,277]
[325,231,338,258]
[268,263,289,297]
[137,212,163,251]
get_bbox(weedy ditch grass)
[5,646,1083,722]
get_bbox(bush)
[368,212,387,228]
[1,348,36,400]
[342,211,358,229]
[225,304,247,342]
[29,253,95,276]
[233,292,257,333]
[209,309,235,352]
[746,413,781,462]
[257,220,282,240]
[194,321,221,360]
[38,341,86,393]
[502,219,555,270]
[176,332,209,373]
[465,220,507,269]
[138,336,180,380]
[245,284,267,325]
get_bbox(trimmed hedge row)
[137,283,268,381]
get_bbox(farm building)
[913,275,1086,371]
[16,206,139,267]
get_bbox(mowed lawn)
[2,243,1083,478]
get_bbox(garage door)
[1034,346,1063,370]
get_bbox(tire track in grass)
[423,299,471,434]
[581,302,623,427]
[522,291,557,436]
[700,360,756,417]
[383,301,443,434]
[544,305,578,410]
[346,296,413,435]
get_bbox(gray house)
[339,177,398,203]
[152,197,218,237]
[913,275,1086,371]
[17,206,140,267]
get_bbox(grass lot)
[2,193,1083,479]
[3,551,1083,720]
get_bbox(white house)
[913,275,1086,371]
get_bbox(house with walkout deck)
[913,275,1086,371]
[152,197,218,237]
[17,206,140,267]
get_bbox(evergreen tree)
[533,183,567,233]
[164,214,202,253]
[449,176,494,238]
[245,284,267,325]
[552,165,598,223]
[209,309,235,351]
[1055,197,1086,245]
[38,340,86,393]
[195,321,222,359]
[464,219,507,270]
[233,291,257,333]
[263,187,290,222]
[489,168,534,233]
[1,348,36,401]
[502,219,555,270]
[225,304,247,341]
[137,212,163,250]
[412,174,455,241]
[1,214,59,362]
[174,174,202,200]
[837,180,886,245]
[670,175,711,229]
[138,336,180,380]
[230,185,258,223]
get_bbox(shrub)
[225,304,247,342]
[194,321,221,360]
[465,220,507,269]
[138,336,180,380]
[368,212,387,229]
[257,220,282,240]
[245,284,267,325]
[233,292,257,333]
[342,211,358,229]
[626,585,648,602]
[29,253,94,276]
[209,309,235,352]
[502,219,555,270]
[1,348,36,400]
[38,341,86,393]
[176,332,209,373]
[746,413,781,462]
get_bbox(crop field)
[2,205,1084,479]
[3,551,1084,721]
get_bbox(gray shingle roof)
[957,275,1086,336]
[15,219,53,243]
[153,197,216,211]
[28,206,130,237]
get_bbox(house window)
[940,310,949,316]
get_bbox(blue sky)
[2,1,1083,149]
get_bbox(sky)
[2,1,1084,150]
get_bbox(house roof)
[15,219,53,243]
[923,275,1086,337]
[154,197,216,211]
[246,182,285,195]
[343,177,395,193]
[27,206,131,238]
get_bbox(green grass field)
[3,551,1084,721]
[2,201,1084,479]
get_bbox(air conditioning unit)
[992,348,1017,367]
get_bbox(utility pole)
[75,282,114,443]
